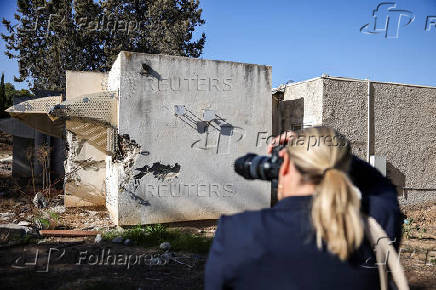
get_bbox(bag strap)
[363,216,409,290]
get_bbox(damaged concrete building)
[7,52,272,225]
[4,52,435,225]
[0,95,65,182]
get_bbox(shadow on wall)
[279,98,305,132]
[271,97,305,207]
[386,162,405,196]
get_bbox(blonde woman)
[205,127,402,290]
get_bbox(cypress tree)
[1,0,206,93]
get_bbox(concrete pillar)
[12,136,34,178]
[50,136,65,187]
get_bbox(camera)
[233,145,284,182]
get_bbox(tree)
[1,0,206,93]
[0,73,5,113]
[0,78,33,118]
[5,82,33,101]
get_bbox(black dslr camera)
[233,145,285,188]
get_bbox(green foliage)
[2,0,206,92]
[402,217,429,240]
[402,218,414,239]
[102,224,212,254]
[49,211,60,221]
[35,217,50,229]
[34,209,60,230]
[5,83,33,100]
[169,230,212,254]
[0,73,5,116]
[0,80,33,117]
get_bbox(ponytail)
[311,168,363,260]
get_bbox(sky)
[0,0,435,89]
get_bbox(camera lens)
[234,153,280,181]
[234,153,257,179]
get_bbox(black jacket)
[205,157,402,290]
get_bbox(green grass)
[102,224,212,254]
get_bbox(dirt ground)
[0,132,434,289]
[0,241,207,290]
[399,202,436,289]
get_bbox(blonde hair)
[286,127,363,260]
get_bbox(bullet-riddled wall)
[107,52,272,225]
[276,76,436,205]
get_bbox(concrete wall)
[64,131,106,207]
[0,118,36,139]
[371,82,436,204]
[105,56,122,221]
[322,78,436,203]
[12,136,34,178]
[66,71,108,99]
[281,76,436,204]
[272,92,283,136]
[0,119,36,178]
[283,78,324,129]
[110,52,272,225]
[64,71,109,207]
[2,100,64,181]
[322,78,368,160]
[273,79,323,134]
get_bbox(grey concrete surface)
[109,52,272,225]
[0,118,36,139]
[64,71,111,207]
[322,78,369,160]
[274,76,436,205]
[12,136,34,178]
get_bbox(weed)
[102,224,212,254]
[33,210,60,229]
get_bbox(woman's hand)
[267,131,295,154]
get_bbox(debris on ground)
[94,233,102,244]
[32,192,47,208]
[17,221,31,226]
[0,129,433,289]
[401,202,435,289]
[160,241,171,251]
[112,236,124,244]
[50,205,66,214]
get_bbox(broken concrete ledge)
[0,224,32,241]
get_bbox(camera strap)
[363,216,409,290]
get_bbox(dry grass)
[401,202,436,289]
